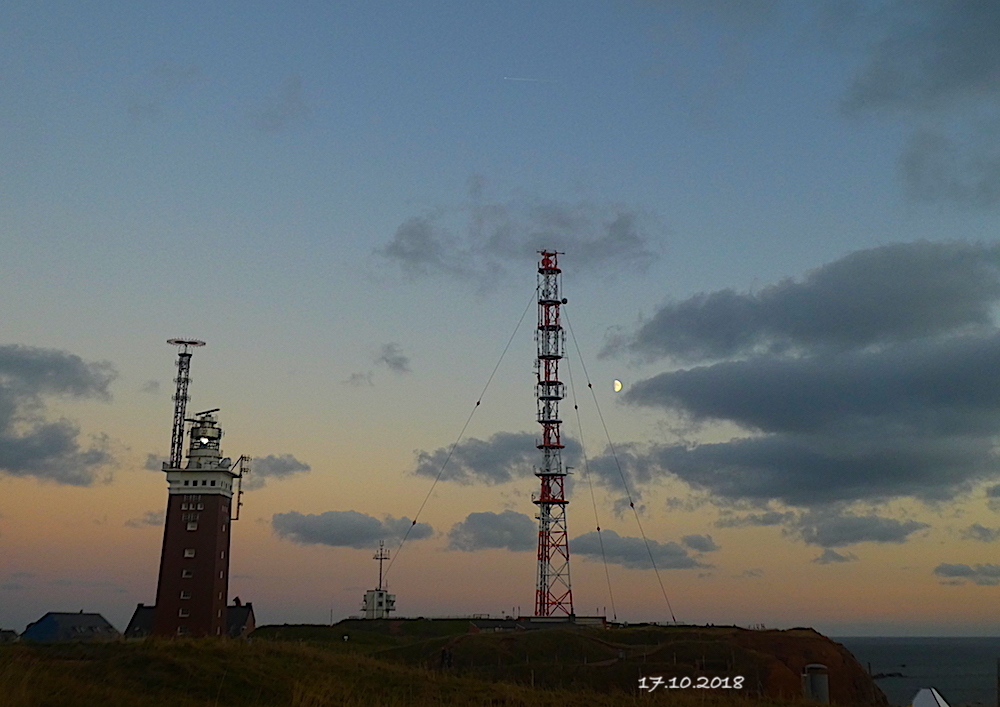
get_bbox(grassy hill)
[0,621,886,706]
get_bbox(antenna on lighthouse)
[533,251,574,617]
[166,339,205,469]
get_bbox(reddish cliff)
[732,627,887,703]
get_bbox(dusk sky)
[4,0,1000,637]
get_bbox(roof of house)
[913,688,951,707]
[21,612,120,642]
[124,602,254,638]
[124,604,155,637]
[226,603,254,638]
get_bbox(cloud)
[244,454,311,490]
[447,510,536,552]
[717,509,925,551]
[0,583,25,592]
[144,453,166,471]
[343,371,374,387]
[899,129,1000,208]
[611,242,1000,362]
[125,510,165,528]
[252,75,309,132]
[378,183,659,281]
[715,511,795,528]
[934,562,1000,586]
[272,510,433,549]
[961,523,1000,542]
[415,431,645,512]
[812,549,858,564]
[586,443,660,500]
[375,343,411,373]
[413,431,580,486]
[793,511,929,548]
[680,534,719,552]
[0,345,116,485]
[380,216,454,278]
[140,380,160,394]
[627,334,1000,436]
[844,1,1000,113]
[841,2,1000,207]
[650,425,997,509]
[608,243,1000,508]
[571,529,702,570]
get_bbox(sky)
[3,0,1000,637]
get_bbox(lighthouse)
[151,408,240,636]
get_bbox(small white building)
[362,589,395,619]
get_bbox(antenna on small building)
[374,540,390,591]
[361,541,396,619]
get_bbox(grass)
[0,638,780,707]
[0,623,883,706]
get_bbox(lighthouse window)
[177,626,189,636]
[182,569,193,578]
[220,550,225,559]
[187,522,198,531]
[211,480,216,486]
[178,608,190,618]
[202,480,207,486]
[183,480,190,486]
[197,503,204,510]
[183,549,196,558]
[179,591,191,600]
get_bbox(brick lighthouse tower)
[150,340,247,637]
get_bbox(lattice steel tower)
[167,339,204,468]
[533,250,574,616]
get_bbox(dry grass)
[0,636,839,707]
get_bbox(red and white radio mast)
[533,251,574,616]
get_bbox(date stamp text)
[638,676,745,691]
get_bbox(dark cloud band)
[447,510,535,552]
[272,510,432,549]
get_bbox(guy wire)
[384,285,539,580]
[563,306,678,624]
[564,353,618,621]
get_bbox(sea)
[834,637,1000,707]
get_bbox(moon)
[613,379,623,392]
